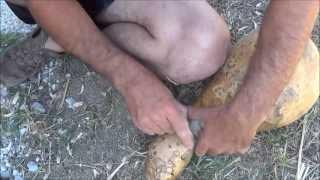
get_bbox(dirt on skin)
[1,0,319,180]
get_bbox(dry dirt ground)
[1,0,319,180]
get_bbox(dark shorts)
[6,0,113,26]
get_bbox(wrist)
[100,54,138,94]
[94,50,159,97]
[227,78,273,128]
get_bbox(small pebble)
[51,84,57,91]
[14,175,24,180]
[58,129,67,135]
[73,102,83,108]
[1,142,12,155]
[31,102,46,113]
[106,161,113,171]
[5,161,11,168]
[0,85,8,97]
[56,156,61,164]
[0,170,10,178]
[27,161,38,172]
[0,98,6,105]
[65,97,83,110]
[19,128,27,136]
[0,165,7,172]
[101,92,107,97]
[0,165,9,178]
[65,97,76,109]
[12,169,19,176]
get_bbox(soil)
[23,58,149,179]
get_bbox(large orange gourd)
[145,32,319,180]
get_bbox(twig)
[296,119,307,180]
[107,152,137,180]
[71,163,98,169]
[44,141,52,180]
[31,170,40,180]
[219,157,241,174]
[107,157,129,180]
[119,146,147,157]
[58,78,70,110]
[48,141,52,172]
[27,83,32,96]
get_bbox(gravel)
[0,1,35,34]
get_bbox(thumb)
[171,102,194,149]
[187,106,210,122]
[195,132,209,156]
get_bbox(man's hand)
[123,74,194,149]
[26,0,194,149]
[187,0,318,156]
[188,106,257,156]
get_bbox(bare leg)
[6,0,230,84]
[96,0,231,84]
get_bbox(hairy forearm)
[231,1,319,127]
[26,0,155,93]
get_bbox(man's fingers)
[155,116,174,134]
[195,134,208,156]
[165,101,194,149]
[152,117,168,135]
[169,112,194,150]
[132,118,149,134]
[165,118,174,134]
[147,120,163,135]
[138,119,160,135]
[141,127,155,135]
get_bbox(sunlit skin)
[7,0,319,155]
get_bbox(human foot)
[0,28,61,87]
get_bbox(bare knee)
[162,11,231,84]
